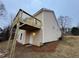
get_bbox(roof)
[33,8,54,16]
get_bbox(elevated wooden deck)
[12,9,42,30]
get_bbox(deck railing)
[13,9,42,29]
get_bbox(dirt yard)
[0,36,79,58]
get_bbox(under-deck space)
[19,22,40,31]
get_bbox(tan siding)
[17,29,28,44]
[25,31,30,44]
[30,30,43,46]
[43,11,61,43]
[30,12,44,46]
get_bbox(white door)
[29,32,36,44]
[29,33,33,44]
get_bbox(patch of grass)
[59,37,74,47]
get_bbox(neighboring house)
[12,8,62,46]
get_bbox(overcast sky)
[0,0,79,29]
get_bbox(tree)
[0,26,11,41]
[71,27,79,35]
[0,0,6,16]
[58,16,71,40]
[58,16,71,34]
[0,0,9,41]
[0,0,8,29]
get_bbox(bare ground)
[0,36,79,58]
